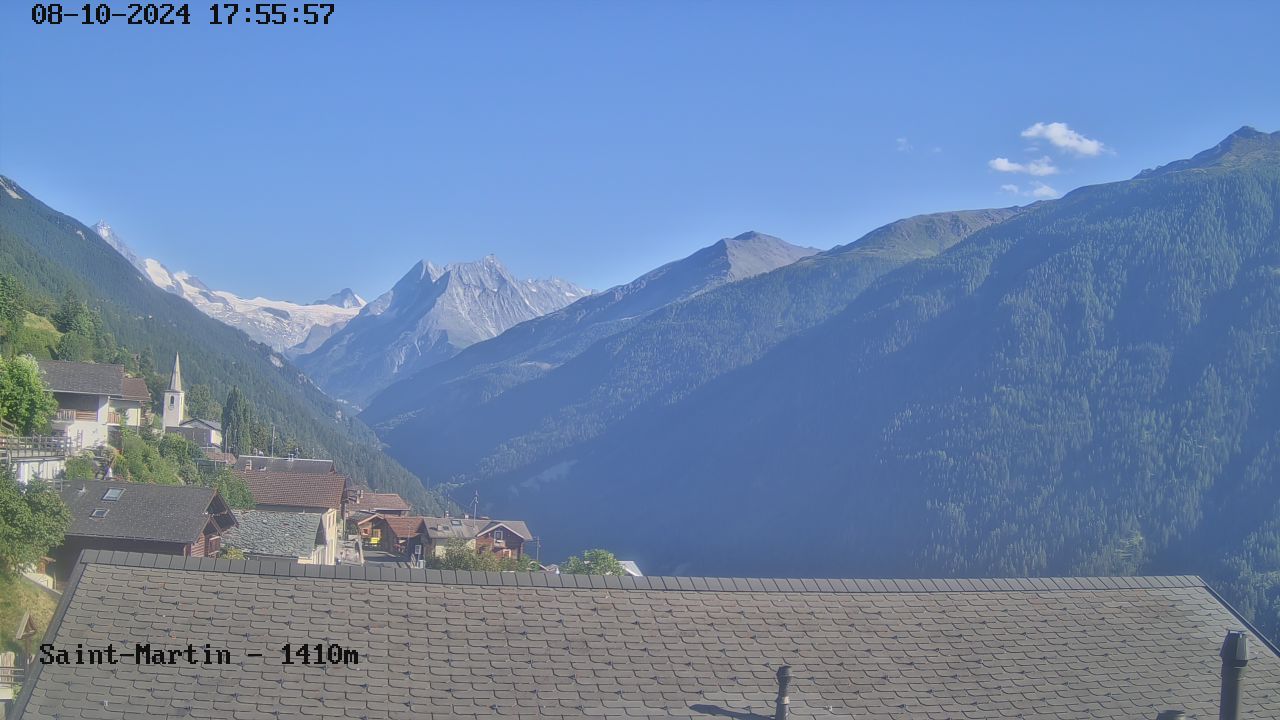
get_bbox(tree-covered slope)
[361,231,820,428]
[0,176,450,513]
[450,127,1280,638]
[365,206,1021,484]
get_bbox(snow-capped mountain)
[94,222,364,352]
[295,255,591,405]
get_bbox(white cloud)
[1030,182,1059,198]
[1021,122,1105,156]
[998,181,1060,199]
[988,156,1058,176]
[896,137,913,152]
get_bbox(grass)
[0,572,58,657]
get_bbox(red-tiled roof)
[235,470,347,511]
[384,516,428,538]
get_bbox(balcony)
[54,408,97,423]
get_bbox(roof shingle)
[58,480,221,544]
[236,470,347,511]
[37,360,128,397]
[223,510,324,558]
[15,552,1280,719]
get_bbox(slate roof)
[347,491,411,514]
[422,515,533,541]
[236,469,347,511]
[58,480,225,544]
[235,455,335,474]
[223,510,323,558]
[181,417,222,431]
[37,360,128,397]
[16,553,1280,720]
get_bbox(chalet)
[38,360,151,449]
[15,554,1280,719]
[50,481,236,583]
[421,515,532,560]
[222,510,330,564]
[353,514,428,557]
[232,463,347,565]
[345,490,411,517]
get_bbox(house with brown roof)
[38,360,151,449]
[14,555,1280,719]
[345,490,411,517]
[49,480,236,584]
[421,515,532,560]
[353,514,429,557]
[232,459,348,565]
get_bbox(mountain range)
[0,181,450,513]
[93,222,365,353]
[362,127,1280,640]
[294,256,592,406]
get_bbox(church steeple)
[163,352,185,428]
[169,352,183,393]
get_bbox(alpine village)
[5,128,1280,718]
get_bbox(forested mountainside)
[297,255,589,406]
[377,127,1280,639]
[0,176,451,514]
[361,231,820,425]
[362,208,1021,480]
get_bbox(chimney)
[774,665,791,720]
[1219,630,1249,720]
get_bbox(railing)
[0,434,74,460]
[53,408,97,423]
[0,663,24,688]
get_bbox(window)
[102,488,123,501]
[493,529,504,542]
[90,508,109,518]
[169,396,175,408]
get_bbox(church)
[162,354,224,449]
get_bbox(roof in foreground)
[16,552,1280,719]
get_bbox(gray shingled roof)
[422,515,532,541]
[15,552,1280,719]
[37,360,127,396]
[223,510,323,558]
[58,480,223,544]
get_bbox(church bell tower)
[163,352,186,429]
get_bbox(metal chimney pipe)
[1156,711,1186,720]
[774,665,791,720]
[1219,630,1249,720]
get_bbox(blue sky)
[3,2,1278,301]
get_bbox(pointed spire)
[169,353,183,393]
